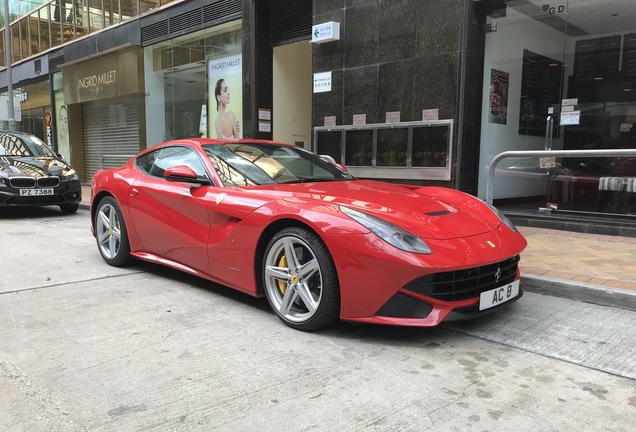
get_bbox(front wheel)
[263,227,340,331]
[94,196,132,267]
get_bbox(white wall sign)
[311,22,340,44]
[353,114,366,125]
[386,111,400,123]
[562,98,578,106]
[560,111,581,125]
[259,121,271,132]
[258,108,271,120]
[422,109,439,121]
[313,72,332,93]
[324,116,336,127]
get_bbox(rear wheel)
[263,227,340,331]
[94,196,132,267]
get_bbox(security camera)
[542,4,549,11]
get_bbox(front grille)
[9,177,36,187]
[38,177,60,187]
[404,255,520,302]
[8,176,60,188]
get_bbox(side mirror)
[320,154,348,172]
[56,153,67,162]
[164,165,212,186]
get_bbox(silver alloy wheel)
[264,236,323,324]
[96,203,122,260]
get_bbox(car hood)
[240,180,501,240]
[0,156,72,178]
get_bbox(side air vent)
[141,20,169,44]
[49,55,65,73]
[141,0,242,45]
[426,210,453,216]
[203,0,242,24]
[169,9,203,33]
[271,0,312,46]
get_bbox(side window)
[135,150,159,175]
[135,147,208,179]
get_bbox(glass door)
[478,0,636,216]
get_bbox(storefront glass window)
[345,130,373,166]
[0,81,52,144]
[316,131,343,164]
[412,126,448,168]
[377,128,407,167]
[144,21,242,147]
[479,0,636,216]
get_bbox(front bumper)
[324,226,528,327]
[0,180,82,207]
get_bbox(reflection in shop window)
[377,128,407,167]
[315,131,342,164]
[345,130,373,166]
[412,126,448,167]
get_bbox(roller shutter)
[83,96,141,180]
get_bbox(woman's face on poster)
[217,81,231,106]
[59,107,68,138]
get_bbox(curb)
[523,275,636,313]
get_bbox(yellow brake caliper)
[277,254,288,294]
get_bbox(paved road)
[1,207,635,432]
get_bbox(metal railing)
[486,149,636,204]
[100,154,135,169]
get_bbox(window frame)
[313,120,453,181]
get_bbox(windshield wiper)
[281,177,349,184]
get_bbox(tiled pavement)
[81,185,636,310]
[519,226,636,293]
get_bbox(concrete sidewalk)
[79,185,636,312]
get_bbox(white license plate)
[19,188,54,196]
[479,280,520,311]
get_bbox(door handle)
[130,188,139,197]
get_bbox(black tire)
[94,196,133,267]
[262,227,340,331]
[59,203,79,214]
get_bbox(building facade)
[1,0,636,225]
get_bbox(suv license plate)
[20,188,54,196]
[479,280,520,310]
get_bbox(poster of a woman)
[208,54,243,138]
[214,79,240,138]
[55,89,71,160]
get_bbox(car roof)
[145,138,298,152]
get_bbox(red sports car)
[91,139,527,331]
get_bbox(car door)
[127,145,214,274]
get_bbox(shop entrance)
[272,41,312,147]
[479,0,636,216]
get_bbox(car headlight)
[483,201,518,233]
[61,169,78,181]
[340,206,432,254]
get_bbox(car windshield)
[0,132,56,157]
[203,143,354,187]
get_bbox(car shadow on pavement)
[0,205,87,219]
[115,259,520,346]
